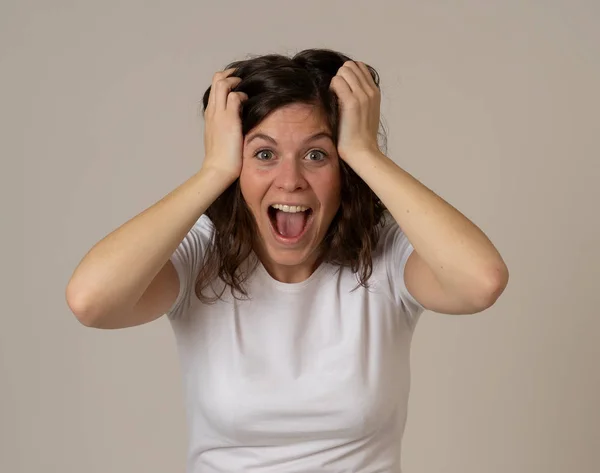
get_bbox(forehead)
[246,103,330,141]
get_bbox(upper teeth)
[271,204,309,213]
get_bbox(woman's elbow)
[477,263,510,310]
[65,283,104,328]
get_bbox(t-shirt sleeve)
[166,215,214,320]
[380,212,426,328]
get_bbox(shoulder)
[178,214,216,252]
[374,210,409,256]
[192,213,215,238]
[364,210,412,277]
[166,214,216,320]
[370,210,426,322]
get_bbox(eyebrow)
[245,131,333,146]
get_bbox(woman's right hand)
[201,68,248,183]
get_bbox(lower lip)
[268,210,315,246]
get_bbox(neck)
[255,250,324,284]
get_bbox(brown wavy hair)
[195,48,388,303]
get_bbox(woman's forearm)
[66,167,233,321]
[345,149,508,298]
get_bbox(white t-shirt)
[167,211,425,473]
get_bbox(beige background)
[3,0,599,472]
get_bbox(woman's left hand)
[329,60,382,162]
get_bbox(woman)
[66,48,509,472]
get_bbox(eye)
[254,149,274,161]
[305,149,327,162]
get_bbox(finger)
[226,91,249,111]
[356,61,378,93]
[329,75,353,105]
[208,68,239,110]
[217,67,237,79]
[344,61,372,94]
[214,76,242,111]
[337,62,367,97]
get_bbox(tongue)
[275,210,307,238]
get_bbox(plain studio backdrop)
[3,1,599,472]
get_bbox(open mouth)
[267,204,314,242]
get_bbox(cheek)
[239,166,266,211]
[238,168,254,207]
[315,169,342,210]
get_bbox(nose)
[274,158,308,192]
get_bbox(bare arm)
[65,168,235,329]
[66,68,248,329]
[329,61,508,314]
